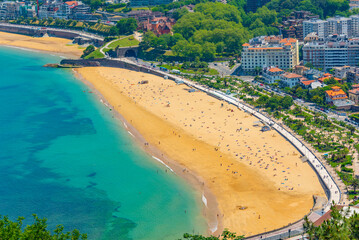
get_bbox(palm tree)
[348,125,355,135]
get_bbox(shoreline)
[72,70,224,236]
[74,67,325,236]
[0,33,223,236]
[0,31,327,237]
[0,31,82,59]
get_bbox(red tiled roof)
[268,67,283,73]
[349,89,359,94]
[326,87,348,99]
[248,47,283,50]
[280,38,297,43]
[318,76,342,83]
[282,72,302,79]
[242,43,250,47]
[65,1,78,8]
[301,80,315,85]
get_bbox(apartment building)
[278,11,318,40]
[303,18,328,39]
[351,15,359,37]
[303,15,359,38]
[241,36,299,73]
[327,16,352,36]
[303,35,359,70]
[38,1,90,19]
[0,1,19,19]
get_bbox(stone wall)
[0,24,35,36]
[60,58,176,80]
[0,24,104,47]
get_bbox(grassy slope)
[108,37,140,49]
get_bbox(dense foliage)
[304,205,359,239]
[181,229,244,240]
[139,0,359,61]
[0,214,87,239]
[283,77,350,107]
[115,18,138,35]
[81,45,95,58]
[267,0,350,19]
[143,2,278,60]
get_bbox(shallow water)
[0,46,206,239]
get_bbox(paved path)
[0,23,104,41]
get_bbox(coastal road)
[0,23,104,42]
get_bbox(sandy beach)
[0,31,83,58]
[74,67,326,236]
[0,30,326,236]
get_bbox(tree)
[139,31,157,50]
[108,26,119,36]
[116,18,138,35]
[81,45,95,58]
[172,7,189,20]
[304,62,314,69]
[351,178,359,193]
[182,229,244,240]
[303,204,359,239]
[280,96,293,109]
[348,125,355,135]
[0,214,87,239]
[202,42,216,61]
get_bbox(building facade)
[280,72,302,88]
[303,15,359,39]
[278,11,319,41]
[262,67,284,84]
[325,86,354,109]
[349,84,359,104]
[303,35,359,70]
[327,16,352,37]
[303,18,328,39]
[241,36,299,73]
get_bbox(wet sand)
[74,67,326,236]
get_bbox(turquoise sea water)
[0,46,206,239]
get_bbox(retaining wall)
[61,58,175,80]
[0,24,104,47]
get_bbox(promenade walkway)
[118,58,341,239]
[0,23,104,42]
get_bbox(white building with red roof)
[262,67,284,84]
[325,86,354,109]
[280,72,303,88]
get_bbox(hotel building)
[241,36,299,73]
